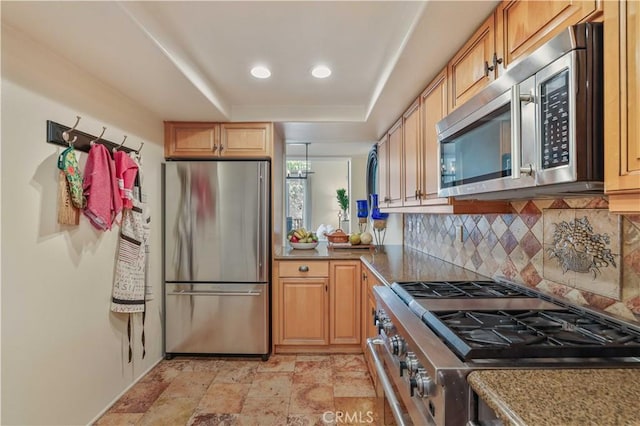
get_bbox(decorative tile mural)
[404,197,640,322]
[542,209,621,299]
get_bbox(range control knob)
[405,352,420,375]
[409,377,418,397]
[382,320,394,334]
[414,368,436,397]
[375,311,389,333]
[375,310,388,324]
[399,359,408,377]
[390,335,406,356]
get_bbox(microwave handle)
[510,85,535,179]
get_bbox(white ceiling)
[2,0,498,156]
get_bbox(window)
[284,155,351,239]
[285,160,310,232]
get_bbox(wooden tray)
[328,243,374,250]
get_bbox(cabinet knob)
[484,60,495,77]
[213,144,218,152]
[492,52,503,68]
[298,265,309,272]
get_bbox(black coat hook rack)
[46,120,138,155]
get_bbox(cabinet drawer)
[279,261,329,277]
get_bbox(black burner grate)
[422,309,640,361]
[393,280,532,299]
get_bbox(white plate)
[290,242,319,250]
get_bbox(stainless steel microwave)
[436,23,603,200]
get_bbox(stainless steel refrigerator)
[163,161,270,359]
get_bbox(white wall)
[308,159,350,233]
[1,25,164,425]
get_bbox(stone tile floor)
[95,354,379,426]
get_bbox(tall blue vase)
[370,193,389,220]
[356,199,369,218]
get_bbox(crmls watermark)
[322,410,375,424]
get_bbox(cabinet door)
[387,118,404,208]
[448,13,496,111]
[360,267,369,352]
[420,69,449,204]
[279,278,328,345]
[330,261,361,345]
[164,122,219,158]
[403,99,422,206]
[495,0,600,75]
[604,0,640,211]
[377,135,389,207]
[220,122,271,158]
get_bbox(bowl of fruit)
[287,228,319,249]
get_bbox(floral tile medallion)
[542,209,622,299]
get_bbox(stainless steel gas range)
[366,279,640,426]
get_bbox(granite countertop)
[468,369,640,426]
[274,242,367,261]
[274,244,486,284]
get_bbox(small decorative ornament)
[543,209,621,299]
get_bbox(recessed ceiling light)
[251,66,271,79]
[311,65,332,79]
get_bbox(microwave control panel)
[540,70,570,169]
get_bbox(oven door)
[437,79,537,198]
[367,337,413,426]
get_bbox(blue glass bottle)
[356,199,369,218]
[369,194,389,220]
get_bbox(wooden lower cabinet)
[361,263,382,386]
[279,278,329,345]
[274,260,362,353]
[330,261,361,344]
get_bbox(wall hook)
[90,126,107,146]
[62,115,81,146]
[114,135,128,152]
[136,142,144,153]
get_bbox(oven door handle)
[511,84,535,180]
[366,337,409,426]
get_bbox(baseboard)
[86,356,163,425]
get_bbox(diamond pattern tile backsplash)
[404,197,640,322]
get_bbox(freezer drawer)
[165,283,268,355]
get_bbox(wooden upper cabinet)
[420,69,448,203]
[377,134,389,207]
[220,122,272,158]
[387,118,404,208]
[495,0,602,75]
[329,261,361,345]
[402,99,422,206]
[604,0,640,213]
[448,13,496,111]
[164,122,219,158]
[165,121,272,159]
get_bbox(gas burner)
[422,309,640,361]
[392,280,532,300]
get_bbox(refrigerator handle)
[257,162,270,282]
